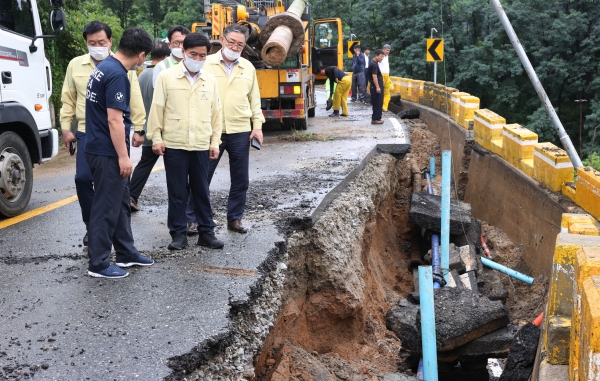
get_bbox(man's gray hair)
[383,44,391,49]
[223,24,250,41]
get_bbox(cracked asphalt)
[0,89,409,380]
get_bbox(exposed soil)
[249,120,546,381]
[481,222,548,324]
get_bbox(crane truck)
[192,0,343,130]
[0,0,66,217]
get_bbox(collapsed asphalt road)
[0,90,409,380]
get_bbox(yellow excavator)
[192,0,342,129]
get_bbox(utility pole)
[490,0,583,169]
[575,97,588,156]
[431,28,438,84]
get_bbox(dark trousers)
[208,131,250,222]
[129,146,159,202]
[85,154,140,272]
[164,148,215,238]
[370,84,384,121]
[75,131,94,229]
[351,72,366,100]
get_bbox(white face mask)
[222,46,241,61]
[171,47,184,59]
[184,53,204,73]
[88,45,110,61]
[132,54,144,71]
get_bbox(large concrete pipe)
[259,0,306,66]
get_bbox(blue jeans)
[208,132,251,222]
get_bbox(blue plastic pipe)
[480,257,535,285]
[424,172,434,195]
[419,266,439,381]
[430,157,436,179]
[431,234,441,289]
[417,359,424,379]
[440,151,451,283]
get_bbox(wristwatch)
[134,130,145,136]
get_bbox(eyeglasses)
[223,36,245,50]
[171,41,183,48]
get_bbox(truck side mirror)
[50,9,66,33]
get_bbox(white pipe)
[490,0,583,169]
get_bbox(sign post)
[427,29,443,84]
[348,40,360,58]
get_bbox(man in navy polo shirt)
[85,27,154,279]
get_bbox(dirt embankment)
[251,122,440,380]
[248,120,548,381]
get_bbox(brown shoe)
[187,222,199,235]
[227,219,248,234]
[371,120,384,125]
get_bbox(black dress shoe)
[168,234,188,250]
[197,232,224,249]
[83,231,89,247]
[227,219,248,234]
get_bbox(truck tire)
[308,106,315,118]
[0,132,33,218]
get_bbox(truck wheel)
[308,107,315,118]
[0,132,33,218]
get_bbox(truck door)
[0,0,51,131]
[310,18,342,79]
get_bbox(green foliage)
[583,152,600,172]
[311,0,600,155]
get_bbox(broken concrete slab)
[545,315,570,364]
[447,269,463,289]
[386,302,421,352]
[398,109,420,119]
[429,288,509,352]
[452,218,482,252]
[498,322,540,381]
[424,245,464,272]
[459,245,478,272]
[459,271,478,292]
[409,193,472,235]
[479,268,509,302]
[437,325,518,363]
[391,288,509,352]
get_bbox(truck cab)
[0,0,65,217]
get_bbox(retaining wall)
[386,75,600,380]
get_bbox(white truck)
[0,0,65,217]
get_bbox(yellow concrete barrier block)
[571,247,600,380]
[474,109,506,151]
[580,276,600,380]
[450,91,469,122]
[433,84,445,111]
[458,95,480,129]
[561,214,599,234]
[546,315,571,364]
[575,167,600,221]
[544,231,600,368]
[501,124,538,173]
[522,158,534,177]
[533,142,574,192]
[491,138,503,156]
[440,86,456,116]
[411,80,424,103]
[403,79,413,100]
[423,82,434,107]
[391,77,402,97]
[562,182,577,202]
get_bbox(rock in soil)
[498,322,540,381]
[397,109,420,119]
